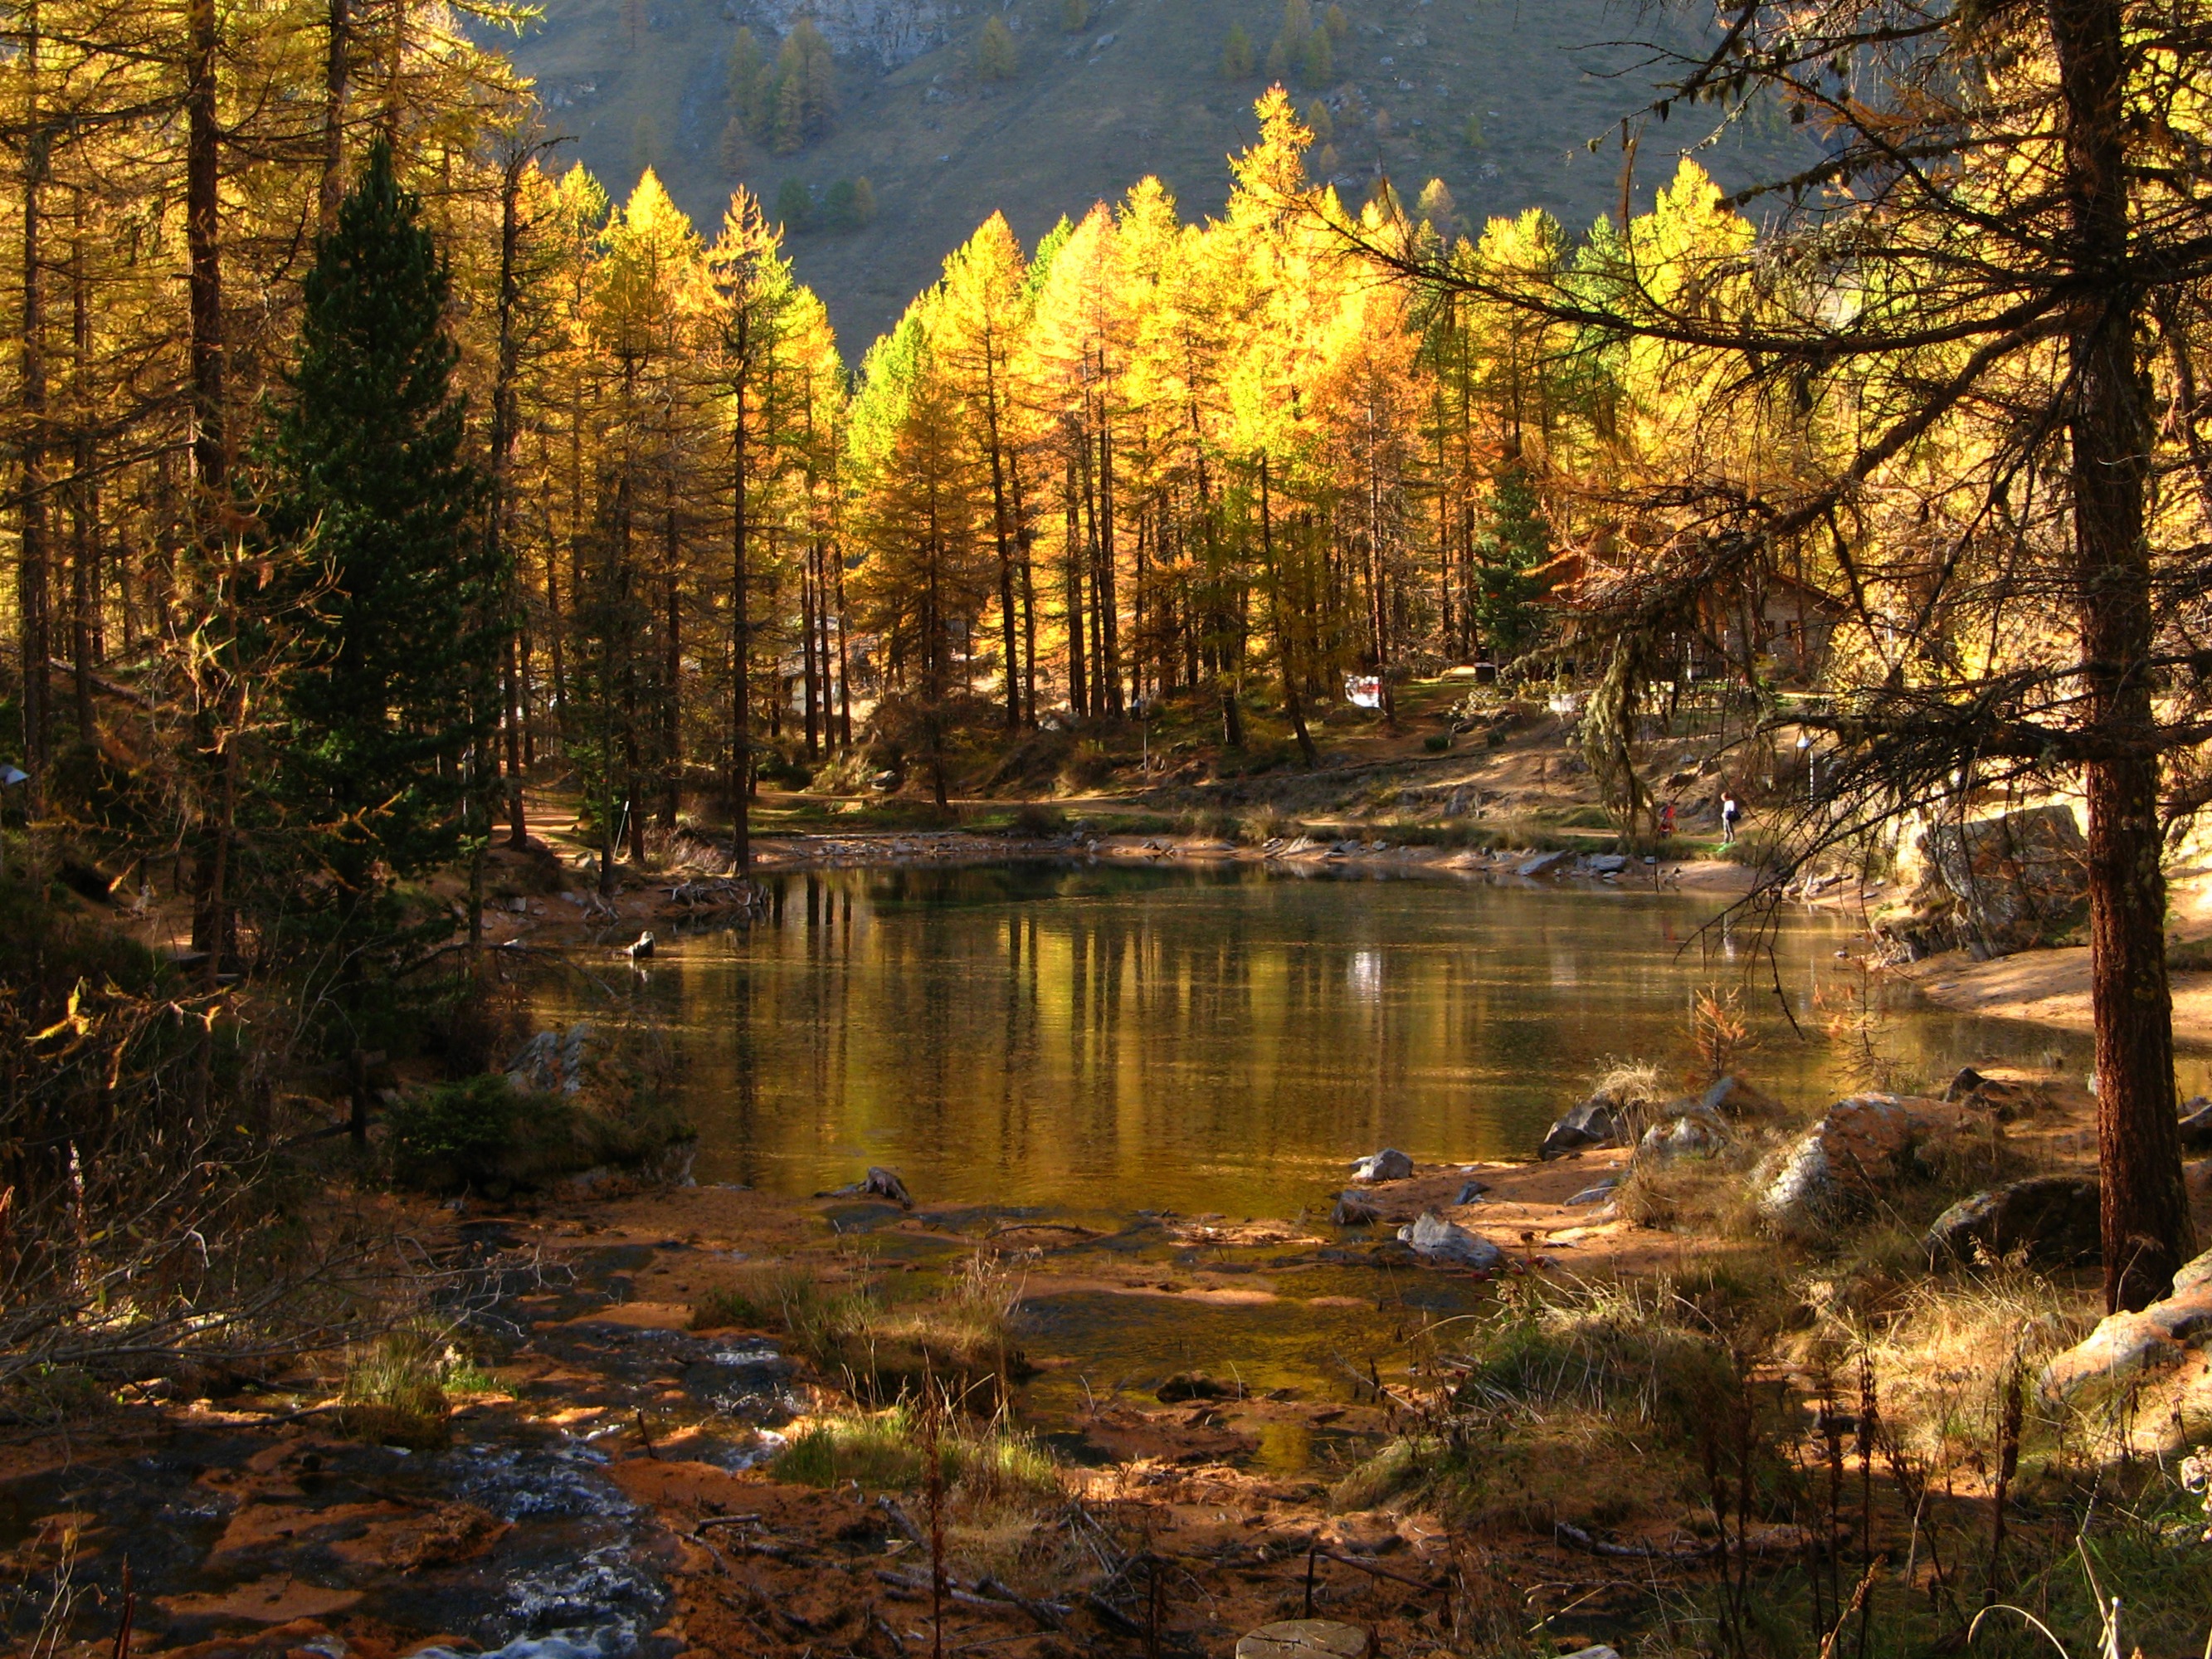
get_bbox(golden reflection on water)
[558,863,2087,1217]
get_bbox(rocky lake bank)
[17,822,2212,1659]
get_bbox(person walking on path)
[1720,793,1742,846]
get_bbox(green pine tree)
[776,177,814,232]
[266,139,494,903]
[728,27,771,135]
[1298,28,1333,86]
[1472,466,1552,666]
[1221,21,1255,76]
[977,15,1017,81]
[768,17,838,154]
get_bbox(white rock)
[1351,1147,1415,1183]
[1397,1211,1504,1269]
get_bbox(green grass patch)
[772,1403,1059,1500]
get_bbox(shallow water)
[562,862,2091,1217]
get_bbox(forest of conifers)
[6,0,2212,1317]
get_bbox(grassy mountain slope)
[504,0,1809,350]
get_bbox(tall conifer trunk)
[320,0,349,236]
[2049,0,2196,1310]
[69,194,95,744]
[490,151,527,847]
[18,4,50,788]
[1064,450,1086,716]
[729,361,752,870]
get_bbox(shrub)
[1010,801,1068,837]
[1182,805,1242,842]
[387,1071,693,1197]
[387,1075,518,1189]
[1058,741,1117,792]
[1423,733,1452,753]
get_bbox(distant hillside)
[501,0,1810,350]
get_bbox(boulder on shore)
[860,1166,914,1208]
[504,1023,597,1096]
[1924,1174,2100,1269]
[1539,1100,1622,1160]
[1637,1114,1725,1162]
[2040,1245,2212,1400]
[1397,1211,1505,1270]
[1698,1074,1778,1118]
[1331,1189,1382,1226]
[1350,1147,1415,1183]
[1756,1095,1961,1233]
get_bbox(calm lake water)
[556,862,2097,1219]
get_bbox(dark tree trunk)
[490,152,527,848]
[2048,0,2196,1310]
[69,193,94,744]
[729,368,751,870]
[186,0,224,491]
[319,0,349,237]
[1063,451,1086,718]
[1261,457,1316,767]
[17,14,50,786]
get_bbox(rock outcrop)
[1901,805,2089,958]
[2179,1096,2212,1152]
[1756,1095,1961,1233]
[1331,1190,1381,1226]
[504,1024,597,1096]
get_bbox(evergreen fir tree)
[728,27,771,135]
[1415,178,1459,233]
[976,16,1016,81]
[776,177,815,232]
[1221,22,1255,76]
[1298,29,1333,86]
[265,139,495,901]
[769,18,837,154]
[1471,466,1551,666]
